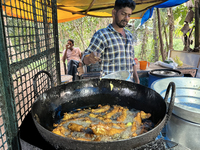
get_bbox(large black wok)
[31,71,175,150]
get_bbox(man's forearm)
[62,50,67,62]
[133,65,140,84]
[82,55,91,65]
[62,57,65,63]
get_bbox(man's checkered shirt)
[84,24,136,75]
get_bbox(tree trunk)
[140,22,148,60]
[144,21,148,59]
[157,8,165,61]
[163,20,169,58]
[80,18,84,50]
[194,0,200,52]
[153,10,158,61]
[168,8,174,51]
[131,20,137,44]
[140,33,145,59]
[73,21,87,49]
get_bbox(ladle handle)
[164,82,176,121]
[33,70,54,98]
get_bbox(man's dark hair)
[114,0,136,11]
[68,39,74,45]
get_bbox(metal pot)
[151,77,200,150]
[148,69,183,87]
[167,114,200,150]
[31,71,175,150]
[151,77,200,124]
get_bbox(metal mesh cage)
[0,0,60,149]
[0,69,9,150]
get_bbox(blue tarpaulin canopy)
[141,0,189,25]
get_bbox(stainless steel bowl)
[167,114,200,150]
[151,77,200,124]
[151,77,200,150]
[102,70,132,82]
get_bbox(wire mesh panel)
[0,0,60,149]
[0,67,8,150]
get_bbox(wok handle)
[33,70,54,98]
[164,82,176,121]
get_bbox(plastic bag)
[155,58,178,69]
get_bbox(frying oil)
[54,105,153,141]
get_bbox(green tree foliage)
[173,4,195,40]
[173,4,189,25]
[131,3,190,62]
[58,17,111,52]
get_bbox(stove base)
[19,112,55,150]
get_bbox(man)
[81,0,140,84]
[62,39,82,81]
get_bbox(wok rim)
[31,78,168,148]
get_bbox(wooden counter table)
[137,63,198,77]
[80,63,198,81]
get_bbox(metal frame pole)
[194,0,200,52]
[52,0,61,85]
[0,2,20,149]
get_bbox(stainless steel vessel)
[102,70,132,82]
[167,114,200,150]
[151,77,200,150]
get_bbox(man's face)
[66,41,73,49]
[114,7,132,28]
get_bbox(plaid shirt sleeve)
[84,31,104,55]
[81,31,104,63]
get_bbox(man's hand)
[77,66,84,76]
[77,63,84,76]
[83,52,101,65]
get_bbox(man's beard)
[116,19,128,28]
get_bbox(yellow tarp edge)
[3,0,168,23]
